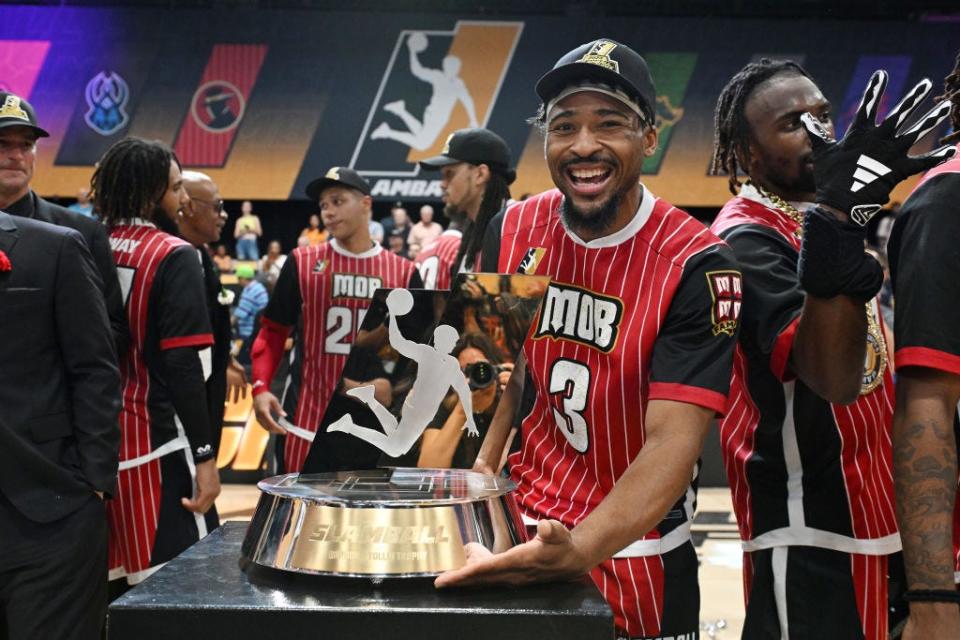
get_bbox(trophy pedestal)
[107,523,614,639]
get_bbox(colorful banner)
[643,53,697,175]
[3,6,955,205]
[0,40,49,98]
[54,45,157,165]
[173,44,268,168]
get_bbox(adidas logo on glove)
[850,154,891,193]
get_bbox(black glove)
[798,206,884,301]
[801,70,956,227]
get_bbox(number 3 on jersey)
[325,306,366,355]
[549,358,590,453]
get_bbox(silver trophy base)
[240,468,528,578]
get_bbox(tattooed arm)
[893,366,960,639]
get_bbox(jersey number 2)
[549,359,590,453]
[325,306,366,355]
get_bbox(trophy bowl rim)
[256,468,517,507]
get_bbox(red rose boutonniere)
[0,250,11,273]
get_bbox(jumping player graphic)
[371,32,479,151]
[328,288,477,458]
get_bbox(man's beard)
[444,203,467,224]
[153,204,181,235]
[560,191,623,237]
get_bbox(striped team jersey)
[711,186,899,556]
[261,239,420,471]
[414,229,462,290]
[491,187,739,637]
[888,148,960,582]
[107,221,213,579]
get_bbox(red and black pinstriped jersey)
[261,239,421,472]
[490,187,739,637]
[109,222,214,459]
[888,146,960,580]
[414,229,462,290]
[711,189,898,555]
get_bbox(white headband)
[546,80,648,122]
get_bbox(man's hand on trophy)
[253,391,287,435]
[801,70,956,227]
[434,519,592,588]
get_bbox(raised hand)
[801,70,956,226]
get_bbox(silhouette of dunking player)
[371,32,479,151]
[204,87,236,130]
[327,288,477,457]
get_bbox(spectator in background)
[407,204,442,259]
[213,244,233,273]
[67,187,94,218]
[380,203,411,249]
[233,200,262,260]
[387,229,407,258]
[233,264,268,365]
[259,239,286,288]
[299,213,327,247]
[369,217,384,245]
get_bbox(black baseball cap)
[419,128,516,185]
[305,166,371,201]
[535,39,657,125]
[0,92,49,138]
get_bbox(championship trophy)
[242,274,549,579]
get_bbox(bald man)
[179,171,246,455]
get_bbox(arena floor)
[215,485,746,638]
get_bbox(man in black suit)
[0,210,121,639]
[0,92,126,350]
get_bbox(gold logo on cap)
[441,133,454,155]
[577,41,619,74]
[325,167,341,180]
[0,96,29,121]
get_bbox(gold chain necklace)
[749,181,804,236]
[747,183,887,395]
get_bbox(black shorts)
[743,546,887,640]
[150,450,220,567]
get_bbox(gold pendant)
[861,300,887,395]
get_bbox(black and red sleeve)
[154,246,215,460]
[155,246,214,351]
[251,254,300,395]
[648,245,742,415]
[890,173,960,375]
[719,224,804,381]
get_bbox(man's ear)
[475,163,492,188]
[642,125,659,157]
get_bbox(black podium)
[108,522,614,639]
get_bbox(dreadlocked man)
[416,127,515,289]
[709,58,955,639]
[95,137,221,588]
[888,50,960,640]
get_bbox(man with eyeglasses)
[0,92,126,350]
[179,171,247,459]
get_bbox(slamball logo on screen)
[349,21,523,198]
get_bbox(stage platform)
[107,522,614,639]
